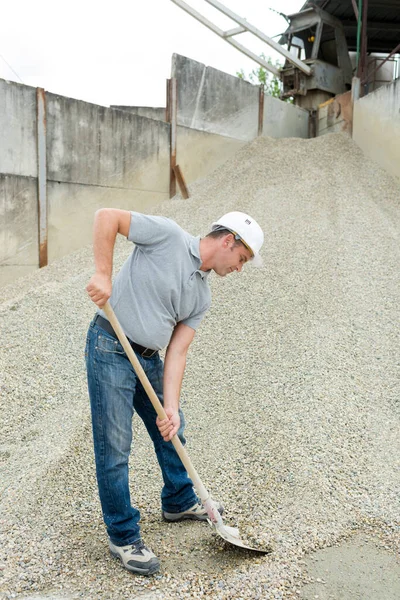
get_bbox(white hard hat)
[211,211,264,266]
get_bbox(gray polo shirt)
[99,212,211,350]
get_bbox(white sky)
[0,0,304,107]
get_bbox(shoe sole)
[162,513,208,522]
[110,550,160,575]
[162,507,224,523]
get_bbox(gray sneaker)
[162,500,224,522]
[109,539,160,575]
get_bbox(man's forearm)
[86,208,131,308]
[163,348,187,413]
[92,209,120,277]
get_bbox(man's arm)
[157,323,196,442]
[86,208,131,308]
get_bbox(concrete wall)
[262,95,309,139]
[0,80,37,177]
[172,54,259,141]
[45,93,170,261]
[176,126,245,186]
[353,79,400,180]
[111,106,166,121]
[0,80,39,283]
[172,54,309,141]
[0,174,38,263]
[0,81,171,276]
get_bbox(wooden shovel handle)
[102,301,210,504]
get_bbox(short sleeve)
[128,212,180,247]
[180,304,210,331]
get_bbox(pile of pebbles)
[1,133,399,599]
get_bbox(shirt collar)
[189,236,210,279]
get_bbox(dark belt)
[94,314,158,359]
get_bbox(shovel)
[103,301,268,552]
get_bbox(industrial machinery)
[279,6,353,108]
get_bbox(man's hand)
[86,273,112,308]
[156,408,180,442]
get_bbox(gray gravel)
[1,133,399,599]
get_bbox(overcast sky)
[0,0,304,107]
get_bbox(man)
[85,208,264,575]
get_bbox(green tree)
[237,53,289,100]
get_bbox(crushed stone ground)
[0,133,399,599]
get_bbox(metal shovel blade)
[209,520,271,553]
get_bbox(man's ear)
[224,233,234,248]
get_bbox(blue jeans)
[85,320,197,546]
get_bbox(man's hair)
[206,228,231,239]
[206,228,243,248]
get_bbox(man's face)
[213,234,253,277]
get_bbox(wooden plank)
[173,164,189,199]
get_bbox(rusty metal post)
[258,85,264,136]
[36,87,48,268]
[359,0,368,89]
[166,78,177,198]
[308,109,317,139]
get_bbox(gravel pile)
[1,133,399,600]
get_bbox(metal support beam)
[170,0,312,76]
[204,0,312,74]
[223,26,246,38]
[346,38,400,52]
[36,87,48,268]
[311,20,323,60]
[166,78,177,198]
[351,0,359,21]
[170,0,280,77]
[342,20,400,31]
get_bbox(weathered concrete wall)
[0,174,38,284]
[0,174,38,264]
[0,82,172,274]
[0,80,37,177]
[176,127,245,188]
[317,91,353,136]
[46,94,170,188]
[353,80,400,180]
[47,184,168,262]
[45,95,171,260]
[172,54,260,141]
[0,80,39,281]
[111,106,166,121]
[172,54,309,141]
[262,95,309,139]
